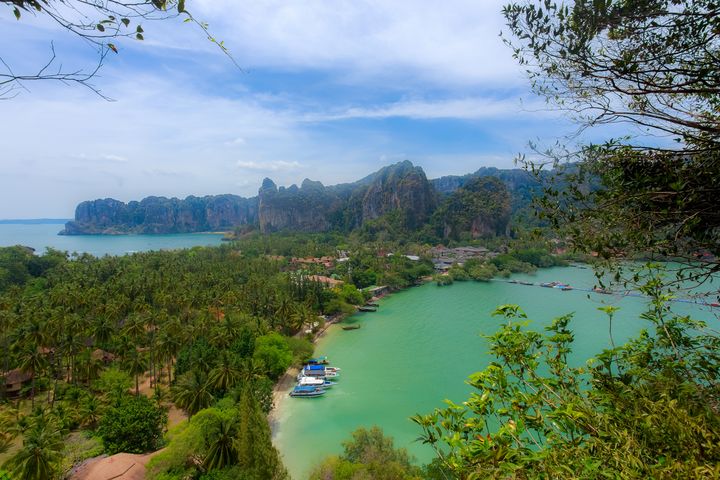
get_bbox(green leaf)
[178,0,186,13]
[13,7,20,20]
[136,33,144,41]
[96,24,105,32]
[121,18,130,27]
[136,25,144,33]
[108,43,118,54]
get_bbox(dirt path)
[70,451,162,480]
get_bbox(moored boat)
[289,385,326,397]
[298,376,336,388]
[300,365,340,379]
[306,356,330,365]
[342,324,361,330]
[358,306,377,312]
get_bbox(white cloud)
[309,96,552,121]
[236,160,302,172]
[185,0,522,88]
[225,137,246,146]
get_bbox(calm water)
[0,223,224,256]
[273,266,720,479]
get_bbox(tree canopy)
[504,0,720,288]
[1,0,229,98]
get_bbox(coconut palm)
[203,418,239,470]
[79,396,102,429]
[208,352,241,393]
[123,348,148,396]
[17,343,48,408]
[171,371,213,418]
[4,416,63,480]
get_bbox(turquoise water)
[0,223,224,256]
[273,266,719,479]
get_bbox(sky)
[0,0,581,218]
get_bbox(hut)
[2,368,32,398]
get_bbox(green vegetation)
[431,176,512,241]
[98,394,166,454]
[309,427,422,480]
[148,389,287,480]
[505,0,720,283]
[413,271,720,478]
[0,243,336,477]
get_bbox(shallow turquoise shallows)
[272,266,719,479]
[0,223,224,256]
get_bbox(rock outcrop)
[432,176,512,240]
[62,195,258,234]
[62,161,523,237]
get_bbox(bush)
[98,395,167,454]
[286,337,314,366]
[252,333,293,380]
[310,426,421,480]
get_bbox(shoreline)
[269,311,345,430]
[268,289,395,432]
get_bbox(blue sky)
[0,0,579,218]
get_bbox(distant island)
[1,218,70,225]
[61,161,541,237]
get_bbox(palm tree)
[123,349,148,396]
[0,410,16,456]
[4,416,63,480]
[208,352,241,393]
[17,344,48,408]
[171,371,213,418]
[203,418,239,470]
[239,358,265,385]
[79,396,102,429]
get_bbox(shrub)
[98,395,166,454]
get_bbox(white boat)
[298,376,336,388]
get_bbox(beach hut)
[2,369,32,398]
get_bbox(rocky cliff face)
[432,167,543,214]
[256,161,437,233]
[433,176,512,240]
[348,161,437,229]
[257,178,346,233]
[62,195,258,234]
[63,161,519,236]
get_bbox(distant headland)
[61,161,541,238]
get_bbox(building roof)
[3,368,32,385]
[308,275,345,287]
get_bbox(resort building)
[430,245,491,270]
[308,275,345,287]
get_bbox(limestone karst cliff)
[61,161,527,237]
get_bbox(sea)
[0,221,224,257]
[272,266,720,479]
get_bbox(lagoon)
[0,223,224,257]
[272,266,719,479]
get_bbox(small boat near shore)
[300,365,340,379]
[306,356,330,365]
[298,376,336,388]
[290,385,326,398]
[342,324,361,330]
[358,306,377,312]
